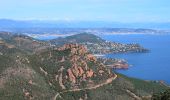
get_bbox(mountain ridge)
[0,19,170,29]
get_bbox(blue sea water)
[98,34,170,84]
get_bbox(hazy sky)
[0,0,170,22]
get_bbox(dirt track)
[53,73,117,100]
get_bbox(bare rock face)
[57,44,88,55]
[78,67,84,76]
[86,54,97,62]
[71,55,80,62]
[57,44,96,85]
[59,56,65,62]
[86,69,94,78]
[45,44,113,89]
[99,70,104,74]
[67,69,76,84]
[113,63,128,69]
[72,63,80,77]
[28,80,33,85]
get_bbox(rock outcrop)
[67,68,76,84]
[41,44,114,90]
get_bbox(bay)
[99,34,170,84]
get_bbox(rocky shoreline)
[97,57,129,69]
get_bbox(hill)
[50,33,148,54]
[50,33,105,45]
[0,32,51,53]
[0,37,169,100]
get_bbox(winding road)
[53,73,117,100]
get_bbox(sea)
[36,33,170,84]
[98,34,170,84]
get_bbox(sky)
[0,0,170,22]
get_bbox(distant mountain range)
[0,19,170,34]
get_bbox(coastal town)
[50,33,149,54]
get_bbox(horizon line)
[0,18,170,23]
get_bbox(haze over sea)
[99,34,170,84]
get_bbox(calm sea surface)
[98,34,170,84]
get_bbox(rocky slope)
[0,32,169,100]
[0,40,54,100]
[31,44,114,91]
[98,58,129,69]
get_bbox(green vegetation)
[60,73,169,100]
[50,33,105,45]
[152,89,170,100]
[50,33,149,54]
[118,73,168,94]
[0,32,169,100]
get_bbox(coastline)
[93,54,105,57]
